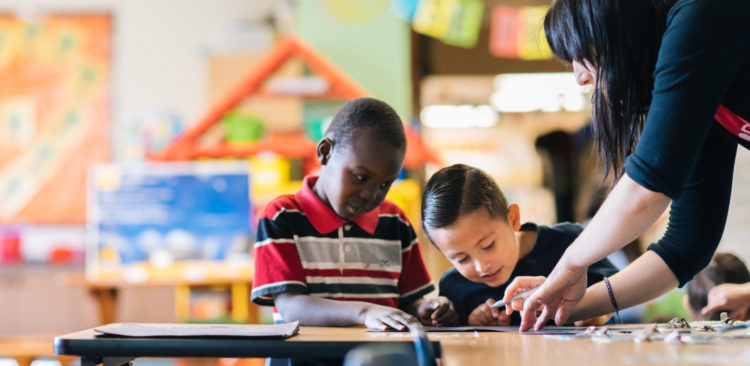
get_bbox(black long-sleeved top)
[623,0,750,286]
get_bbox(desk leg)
[88,287,119,325]
[13,356,32,366]
[103,357,135,366]
[80,356,134,366]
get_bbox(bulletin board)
[0,14,111,224]
[87,162,253,282]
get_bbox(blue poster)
[89,162,252,268]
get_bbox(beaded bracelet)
[603,276,622,324]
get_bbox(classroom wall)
[0,0,274,334]
[295,1,412,119]
[0,0,277,160]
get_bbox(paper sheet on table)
[372,325,627,335]
[423,326,588,334]
[94,322,299,338]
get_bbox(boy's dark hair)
[325,97,406,152]
[687,253,750,320]
[544,0,677,179]
[421,164,509,242]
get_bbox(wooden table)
[439,330,750,365]
[54,326,440,366]
[55,325,750,366]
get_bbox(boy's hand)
[362,304,418,331]
[468,298,511,326]
[574,313,612,326]
[417,297,459,326]
[702,283,750,320]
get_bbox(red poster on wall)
[489,6,552,60]
[489,6,520,58]
[0,14,111,224]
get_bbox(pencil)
[490,286,540,309]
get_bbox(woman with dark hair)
[503,0,750,331]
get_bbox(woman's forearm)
[570,251,678,321]
[565,173,671,268]
[274,293,367,326]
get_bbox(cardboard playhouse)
[152,36,440,221]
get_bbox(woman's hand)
[504,259,588,331]
[701,283,750,320]
[417,297,459,326]
[362,304,418,331]
[468,298,511,326]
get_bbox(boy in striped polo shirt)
[251,98,457,330]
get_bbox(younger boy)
[685,252,750,321]
[421,164,617,326]
[252,98,457,330]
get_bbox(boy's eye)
[456,256,469,264]
[482,242,495,250]
[379,181,393,190]
[352,173,366,182]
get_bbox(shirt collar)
[295,175,379,235]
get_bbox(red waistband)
[715,105,750,142]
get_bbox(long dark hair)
[544,0,677,177]
[421,164,508,243]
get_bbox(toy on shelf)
[150,36,369,164]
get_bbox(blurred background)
[2,0,750,365]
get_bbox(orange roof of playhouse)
[151,36,440,168]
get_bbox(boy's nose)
[474,259,491,275]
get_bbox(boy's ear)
[507,204,521,231]
[316,138,334,165]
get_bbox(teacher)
[503,0,750,331]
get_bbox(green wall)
[296,1,412,119]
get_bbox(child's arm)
[574,313,612,326]
[403,297,459,326]
[394,210,444,324]
[274,292,416,330]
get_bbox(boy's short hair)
[421,164,509,240]
[687,252,750,320]
[325,97,406,151]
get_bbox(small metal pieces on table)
[720,311,736,325]
[665,317,691,329]
[634,324,658,343]
[663,330,685,344]
[583,325,597,335]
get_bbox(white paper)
[94,322,299,338]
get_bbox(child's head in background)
[421,164,522,287]
[686,252,750,321]
[313,97,406,220]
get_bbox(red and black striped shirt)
[251,176,434,318]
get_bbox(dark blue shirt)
[438,223,618,325]
[623,0,750,286]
